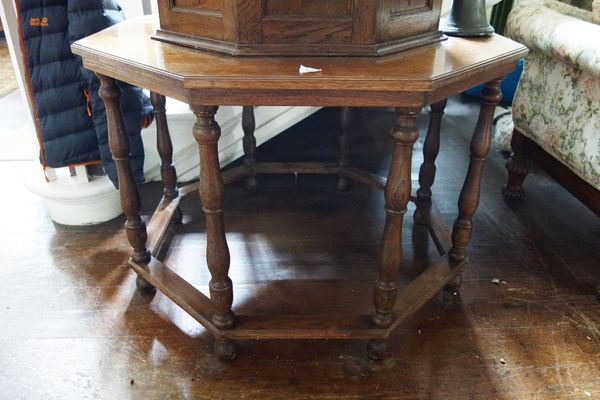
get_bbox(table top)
[72,16,527,107]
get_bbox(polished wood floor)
[1,97,599,399]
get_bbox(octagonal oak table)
[72,17,527,361]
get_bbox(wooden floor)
[1,97,599,399]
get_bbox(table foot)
[444,273,463,294]
[413,209,424,226]
[372,310,396,330]
[173,207,183,225]
[244,177,258,193]
[135,275,157,295]
[337,177,349,192]
[214,338,237,362]
[367,340,387,361]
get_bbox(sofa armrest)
[506,0,600,76]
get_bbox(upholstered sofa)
[502,0,600,215]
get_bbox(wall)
[118,0,152,17]
[0,0,38,145]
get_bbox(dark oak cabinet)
[154,0,444,56]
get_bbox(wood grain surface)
[71,17,527,106]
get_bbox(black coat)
[17,0,152,186]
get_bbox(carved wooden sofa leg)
[367,340,387,361]
[503,129,533,199]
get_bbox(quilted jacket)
[16,0,152,186]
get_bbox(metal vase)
[443,0,495,37]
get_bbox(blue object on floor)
[464,58,524,103]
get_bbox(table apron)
[82,60,518,108]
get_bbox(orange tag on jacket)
[30,17,48,27]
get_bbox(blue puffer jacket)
[17,0,152,186]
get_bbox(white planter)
[25,166,122,226]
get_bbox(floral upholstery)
[506,0,600,189]
[558,0,593,11]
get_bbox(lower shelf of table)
[135,161,462,342]
[131,254,465,341]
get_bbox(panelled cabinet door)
[261,0,354,44]
[157,0,229,41]
[380,0,444,41]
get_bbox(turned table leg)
[242,106,258,192]
[372,107,421,331]
[150,93,178,199]
[449,80,503,289]
[337,107,353,191]
[150,93,181,223]
[192,106,235,345]
[98,75,154,294]
[414,99,447,224]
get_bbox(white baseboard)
[26,103,320,225]
[142,101,320,182]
